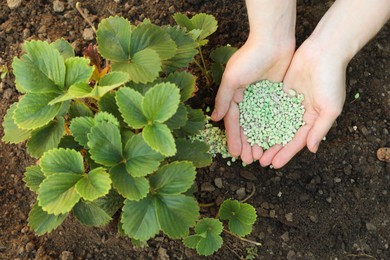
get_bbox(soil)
[0,0,389,259]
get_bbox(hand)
[211,39,295,164]
[259,38,347,168]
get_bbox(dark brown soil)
[1,0,389,259]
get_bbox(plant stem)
[199,202,215,207]
[194,46,213,87]
[240,184,256,203]
[223,229,261,246]
[76,2,97,33]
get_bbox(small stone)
[3,88,13,100]
[61,251,74,260]
[83,28,95,41]
[25,242,35,253]
[158,247,169,260]
[7,0,22,9]
[360,126,369,136]
[200,183,215,192]
[38,25,47,34]
[287,250,296,260]
[269,210,276,218]
[236,187,246,200]
[168,5,175,13]
[334,177,342,183]
[377,147,390,162]
[240,170,257,181]
[214,178,223,189]
[285,213,293,222]
[260,202,270,209]
[343,165,352,175]
[22,28,31,39]
[280,231,289,242]
[308,210,318,223]
[366,222,377,231]
[53,0,65,12]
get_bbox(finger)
[240,129,254,164]
[271,124,311,169]
[306,112,338,153]
[211,76,235,122]
[224,101,241,157]
[252,144,263,161]
[259,144,283,167]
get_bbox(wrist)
[245,0,296,44]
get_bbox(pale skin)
[212,0,390,168]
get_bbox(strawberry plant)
[2,13,257,256]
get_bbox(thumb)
[211,77,235,122]
[306,112,338,153]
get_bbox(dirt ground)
[0,0,389,259]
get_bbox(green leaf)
[173,13,218,42]
[91,71,129,98]
[40,148,84,177]
[219,200,257,237]
[116,87,147,129]
[173,139,212,168]
[76,167,112,201]
[150,161,196,195]
[12,40,65,93]
[29,203,68,236]
[38,173,82,215]
[183,234,203,249]
[184,218,223,256]
[73,200,111,227]
[64,57,93,89]
[211,63,224,85]
[131,23,176,60]
[96,16,133,62]
[51,38,75,59]
[69,101,93,118]
[126,80,159,96]
[110,164,149,201]
[88,122,123,166]
[98,92,124,125]
[143,123,176,157]
[155,194,199,239]
[2,103,32,144]
[210,46,237,64]
[48,82,92,105]
[27,117,65,158]
[165,71,196,102]
[142,82,180,123]
[58,136,83,150]
[124,134,164,177]
[121,196,160,241]
[13,93,63,130]
[175,107,206,136]
[23,165,45,193]
[163,26,198,73]
[183,219,223,256]
[112,48,161,84]
[94,189,124,216]
[94,111,120,127]
[165,104,188,130]
[70,116,95,147]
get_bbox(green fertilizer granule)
[239,80,305,150]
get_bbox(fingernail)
[312,142,319,153]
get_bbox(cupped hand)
[260,39,347,168]
[211,39,295,164]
